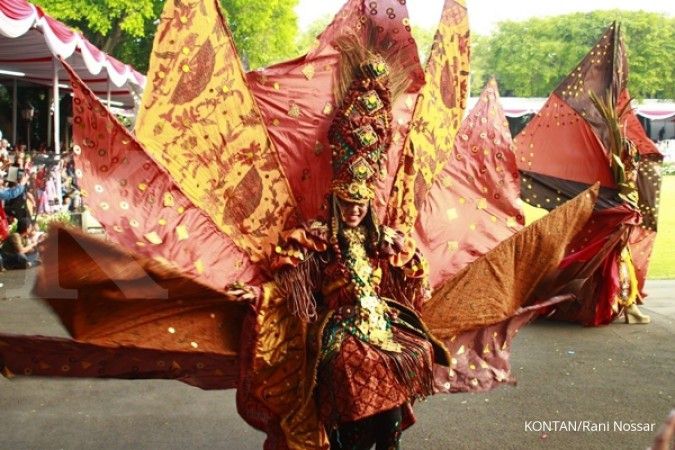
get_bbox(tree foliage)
[33,0,299,72]
[471,10,675,99]
[295,14,332,56]
[222,0,299,69]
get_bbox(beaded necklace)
[342,226,401,352]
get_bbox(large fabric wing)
[134,0,298,262]
[422,185,598,337]
[2,226,250,390]
[414,79,523,288]
[516,22,625,192]
[64,61,259,290]
[386,0,470,232]
[247,0,424,222]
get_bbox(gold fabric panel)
[135,0,297,262]
[386,0,470,232]
[250,283,329,449]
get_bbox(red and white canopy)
[467,96,675,120]
[0,0,145,108]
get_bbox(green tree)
[222,0,299,69]
[410,25,435,65]
[472,10,675,99]
[33,0,300,72]
[295,14,332,55]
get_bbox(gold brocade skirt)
[316,306,436,425]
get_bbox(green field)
[650,175,674,278]
[523,176,674,279]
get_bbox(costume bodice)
[320,226,401,353]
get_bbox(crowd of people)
[0,138,82,272]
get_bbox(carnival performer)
[514,23,661,326]
[263,48,447,449]
[0,1,599,449]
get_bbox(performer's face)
[337,198,368,228]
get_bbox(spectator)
[60,195,72,212]
[4,177,30,221]
[0,174,28,203]
[0,217,43,269]
[0,139,9,159]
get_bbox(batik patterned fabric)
[514,23,663,324]
[0,1,602,449]
[64,62,259,290]
[134,0,298,262]
[3,226,247,390]
[386,0,470,232]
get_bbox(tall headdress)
[328,37,398,204]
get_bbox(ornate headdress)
[328,44,394,204]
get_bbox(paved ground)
[0,269,673,450]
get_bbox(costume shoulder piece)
[270,220,330,270]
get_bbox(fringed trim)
[380,264,426,311]
[274,254,323,322]
[383,330,435,400]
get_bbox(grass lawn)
[522,176,674,279]
[650,175,674,279]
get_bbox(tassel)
[274,254,323,322]
[378,329,435,399]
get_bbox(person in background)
[3,177,30,222]
[0,173,28,203]
[0,216,43,269]
[0,139,9,160]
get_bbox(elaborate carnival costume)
[1,1,600,449]
[514,23,662,326]
[269,49,448,447]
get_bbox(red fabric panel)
[247,0,423,222]
[0,0,33,19]
[0,334,238,390]
[433,297,564,393]
[64,61,260,289]
[554,204,640,325]
[107,56,127,74]
[515,93,615,187]
[415,81,523,288]
[82,39,103,61]
[564,204,638,261]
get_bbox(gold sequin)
[176,225,189,241]
[163,192,175,207]
[194,259,204,274]
[287,103,301,118]
[144,231,163,245]
[446,208,458,221]
[301,63,315,80]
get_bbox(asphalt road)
[0,269,673,450]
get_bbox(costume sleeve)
[269,221,330,322]
[270,221,329,270]
[380,226,431,310]
[383,226,429,279]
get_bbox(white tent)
[467,96,675,120]
[0,0,146,151]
